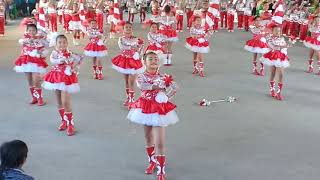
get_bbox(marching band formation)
[3,0,320,179]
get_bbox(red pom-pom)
[62,50,71,58]
[163,74,173,87]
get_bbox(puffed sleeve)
[118,37,131,50]
[71,52,83,63]
[50,50,64,64]
[136,74,153,90]
[165,81,178,99]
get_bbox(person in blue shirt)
[0,140,34,180]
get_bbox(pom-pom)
[155,92,169,103]
[62,50,71,58]
[163,74,173,87]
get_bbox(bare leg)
[97,58,102,66]
[144,126,154,147]
[124,74,129,89]
[128,74,136,91]
[93,57,97,66]
[309,49,315,60]
[25,72,33,87]
[55,90,63,109]
[270,66,276,82]
[277,67,284,84]
[32,73,42,88]
[61,91,72,112]
[154,127,166,155]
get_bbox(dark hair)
[150,22,159,28]
[56,34,68,42]
[143,51,158,60]
[125,21,133,26]
[164,5,171,13]
[0,140,28,180]
[254,16,260,20]
[26,24,37,32]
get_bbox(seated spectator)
[0,140,34,180]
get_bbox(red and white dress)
[157,15,178,42]
[112,36,145,74]
[185,26,210,53]
[42,50,83,93]
[260,36,290,68]
[84,28,108,57]
[244,25,270,54]
[145,32,166,59]
[69,12,81,30]
[303,24,320,51]
[14,34,48,73]
[127,72,179,127]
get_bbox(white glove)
[133,52,140,60]
[64,66,72,76]
[281,48,288,55]
[260,37,267,43]
[97,39,104,46]
[198,38,206,43]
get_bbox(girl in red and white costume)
[244,17,270,76]
[303,16,320,74]
[288,5,300,40]
[145,22,166,61]
[151,0,160,17]
[63,5,72,33]
[107,0,116,38]
[186,16,211,77]
[260,24,291,101]
[48,0,57,32]
[175,0,184,32]
[111,22,145,106]
[157,5,178,65]
[185,0,194,29]
[96,0,104,32]
[220,1,227,29]
[0,2,4,36]
[127,0,136,23]
[69,3,82,45]
[14,24,48,106]
[38,0,49,33]
[298,5,309,42]
[139,0,147,23]
[227,1,236,32]
[78,0,87,37]
[236,0,245,30]
[127,51,179,180]
[84,19,108,80]
[259,2,272,26]
[282,8,291,36]
[42,35,83,136]
[243,0,254,31]
[57,0,65,25]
